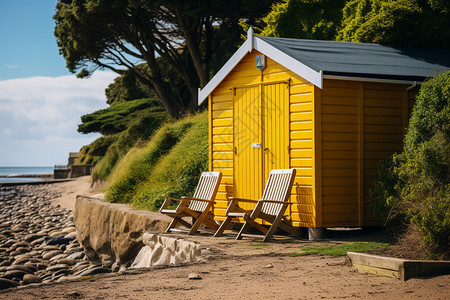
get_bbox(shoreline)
[0,174,53,178]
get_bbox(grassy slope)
[76,98,170,180]
[105,111,209,210]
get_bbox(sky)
[0,0,117,166]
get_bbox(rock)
[45,236,73,246]
[111,262,120,272]
[76,267,111,277]
[22,274,41,284]
[64,232,77,240]
[3,270,27,280]
[130,233,202,268]
[5,265,32,274]
[61,227,76,234]
[67,252,84,260]
[57,258,76,266]
[24,234,42,243]
[49,231,64,237]
[12,257,29,265]
[30,237,46,246]
[0,261,11,267]
[67,291,81,297]
[45,264,68,272]
[188,273,202,280]
[36,263,48,270]
[52,269,69,277]
[0,278,19,289]
[49,254,68,262]
[42,250,61,260]
[265,263,274,268]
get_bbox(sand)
[1,178,448,299]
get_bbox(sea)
[0,166,54,184]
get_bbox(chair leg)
[278,218,301,237]
[236,221,251,240]
[214,217,232,237]
[165,218,178,233]
[262,212,284,242]
[188,211,210,235]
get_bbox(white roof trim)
[253,37,323,88]
[198,27,323,105]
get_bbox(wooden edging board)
[347,252,450,281]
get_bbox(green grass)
[290,242,390,257]
[249,243,269,247]
[78,98,168,135]
[105,111,209,210]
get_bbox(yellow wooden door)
[234,86,263,202]
[263,83,290,181]
[234,82,289,203]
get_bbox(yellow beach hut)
[198,28,450,238]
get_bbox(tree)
[257,0,347,40]
[105,68,151,105]
[336,0,450,47]
[372,72,450,258]
[54,0,272,117]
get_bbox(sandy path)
[1,178,447,299]
[2,248,448,300]
[49,176,98,211]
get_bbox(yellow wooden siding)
[362,83,405,224]
[319,80,359,227]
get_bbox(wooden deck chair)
[159,172,222,235]
[214,169,299,242]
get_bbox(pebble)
[0,278,19,289]
[0,185,114,289]
[188,273,202,280]
[76,267,111,277]
[22,274,42,284]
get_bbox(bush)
[78,98,168,135]
[372,71,450,258]
[105,112,209,210]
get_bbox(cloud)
[5,64,20,69]
[0,71,118,166]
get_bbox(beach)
[0,178,449,299]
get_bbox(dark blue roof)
[258,36,450,81]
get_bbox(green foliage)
[259,0,347,40]
[290,242,390,256]
[54,0,273,117]
[372,72,450,258]
[105,70,151,105]
[336,0,450,47]
[78,98,168,135]
[105,112,209,211]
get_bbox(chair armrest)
[183,196,216,204]
[227,197,258,203]
[260,199,296,205]
[159,196,187,212]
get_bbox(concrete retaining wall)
[74,195,172,267]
